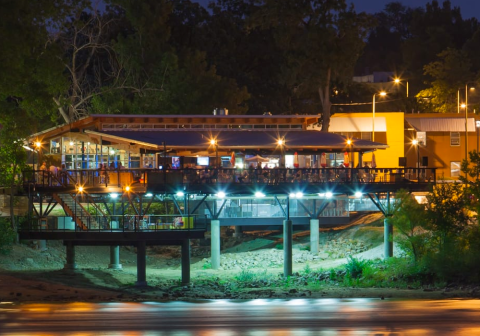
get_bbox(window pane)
[451,161,461,177]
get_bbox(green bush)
[0,217,16,255]
[344,256,368,279]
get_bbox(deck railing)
[23,167,437,189]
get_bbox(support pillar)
[135,240,147,287]
[38,240,47,251]
[211,219,221,269]
[64,241,77,270]
[384,217,393,259]
[283,219,293,277]
[310,219,319,254]
[108,246,122,269]
[233,225,242,238]
[181,239,191,285]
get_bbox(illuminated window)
[451,161,461,177]
[450,132,460,146]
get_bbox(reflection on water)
[1,299,480,336]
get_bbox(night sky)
[193,0,480,19]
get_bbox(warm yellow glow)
[394,78,400,83]
[70,141,74,146]
[77,186,84,193]
[346,139,352,145]
[412,139,418,146]
[461,103,466,108]
[210,139,216,145]
[379,91,387,96]
[470,87,476,91]
[34,141,41,148]
[277,139,284,146]
[125,185,131,192]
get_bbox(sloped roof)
[406,117,476,132]
[85,129,388,152]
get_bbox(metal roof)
[406,117,476,132]
[85,129,388,151]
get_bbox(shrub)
[344,256,368,279]
[0,217,16,255]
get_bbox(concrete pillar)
[384,217,393,259]
[233,225,242,238]
[211,219,221,269]
[38,240,47,251]
[283,219,293,277]
[181,239,191,285]
[135,240,147,287]
[108,245,122,269]
[310,219,319,254]
[64,241,77,270]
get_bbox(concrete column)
[181,239,191,285]
[135,240,147,287]
[64,241,77,270]
[310,219,319,254]
[384,217,393,259]
[283,219,293,277]
[38,240,47,251]
[233,225,242,238]
[211,219,221,269]
[108,245,122,269]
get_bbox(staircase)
[53,193,100,230]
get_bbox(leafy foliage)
[391,190,429,263]
[344,256,368,279]
[0,218,17,254]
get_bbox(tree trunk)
[317,68,332,132]
[53,97,70,124]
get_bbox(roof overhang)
[327,116,387,132]
[406,117,476,132]
[86,130,388,152]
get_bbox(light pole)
[277,138,285,168]
[394,78,408,97]
[210,138,218,167]
[477,120,480,152]
[372,91,387,142]
[412,139,420,179]
[34,141,41,170]
[458,85,475,162]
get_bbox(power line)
[331,98,400,106]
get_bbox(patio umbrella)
[343,152,350,167]
[320,153,327,168]
[371,152,377,168]
[230,151,235,167]
[245,155,270,162]
[294,152,299,168]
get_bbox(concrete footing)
[283,219,292,277]
[181,239,191,285]
[384,217,393,259]
[108,245,122,270]
[310,219,319,254]
[135,240,147,287]
[211,219,220,269]
[64,241,77,270]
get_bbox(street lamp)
[412,139,420,179]
[458,85,475,162]
[277,138,285,168]
[394,78,409,97]
[34,141,41,170]
[372,91,387,142]
[210,138,218,167]
[476,120,480,152]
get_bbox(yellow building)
[309,112,405,168]
[404,113,479,179]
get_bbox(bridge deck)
[25,167,436,195]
